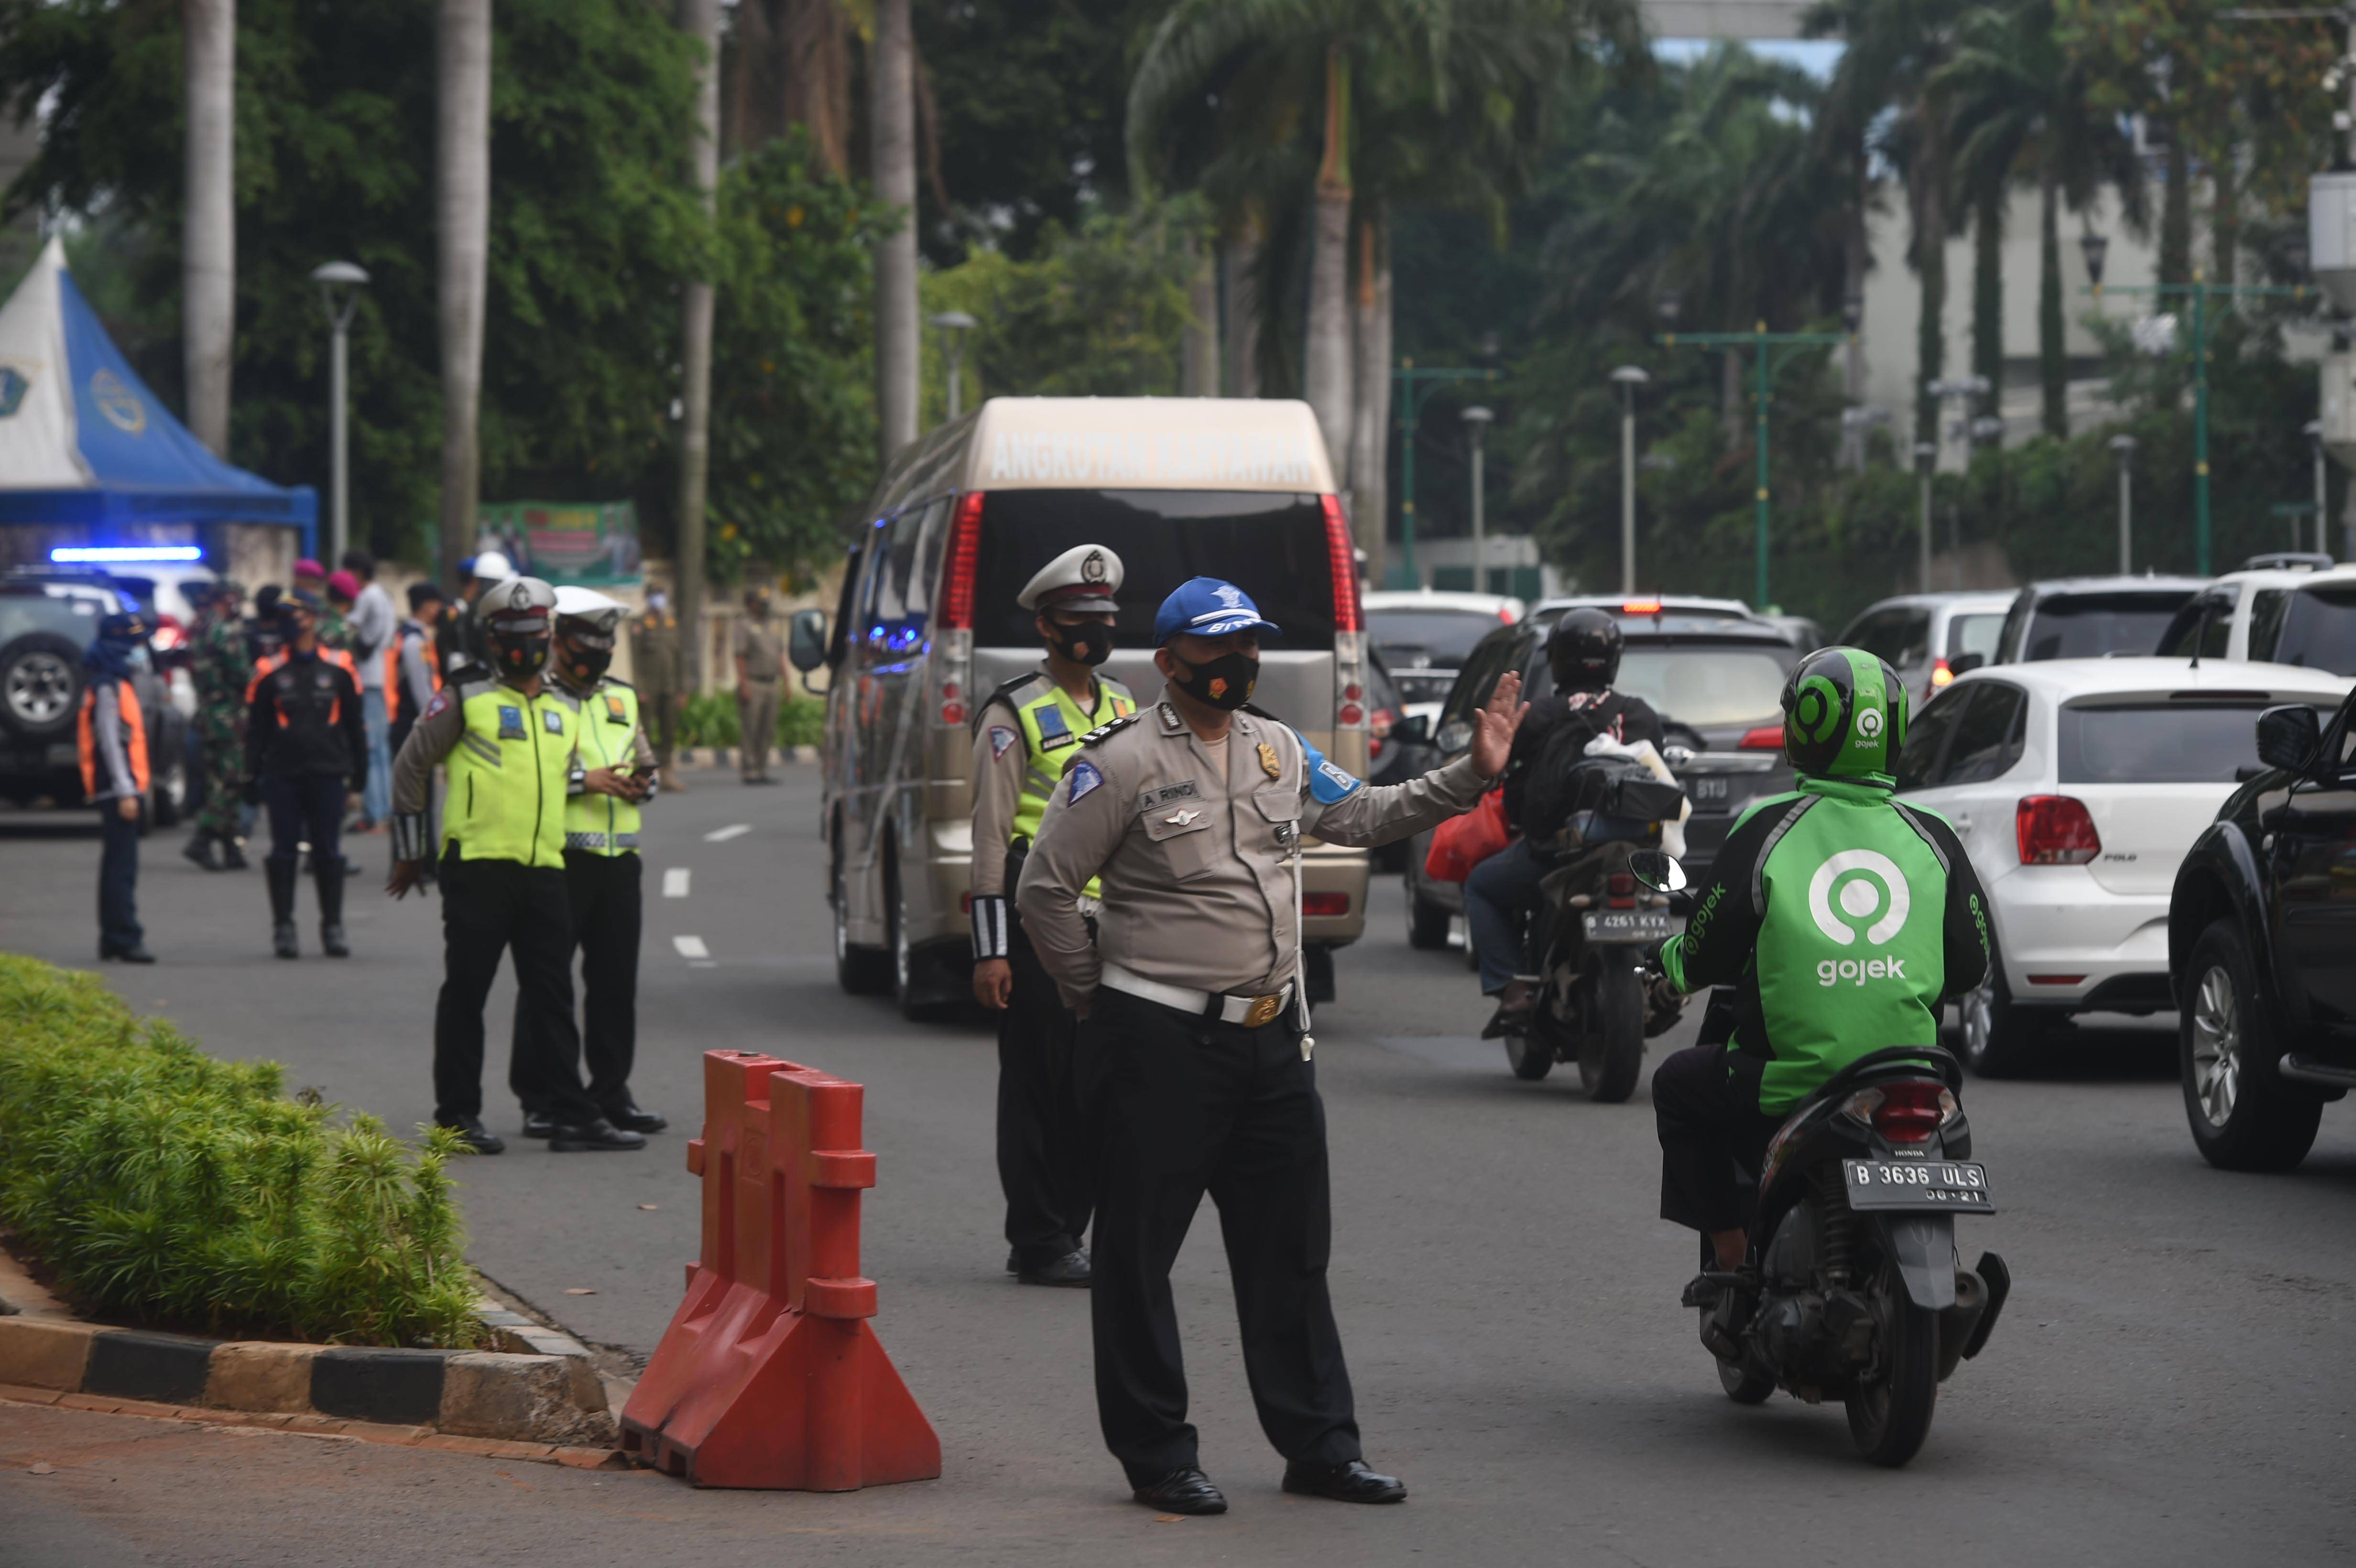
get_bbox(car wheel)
[2181,918,2323,1173]
[832,817,892,996]
[0,632,85,740]
[1952,937,2044,1078]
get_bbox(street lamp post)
[2109,434,2136,574]
[310,261,369,568]
[1914,441,1937,592]
[1460,405,1494,596]
[1840,406,1891,474]
[1655,318,1849,609]
[929,311,977,423]
[1391,359,1498,588]
[1610,366,1648,595]
[1925,375,1992,469]
[2307,419,2329,558]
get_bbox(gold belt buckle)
[1242,991,1284,1029]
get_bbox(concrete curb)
[0,1305,616,1448]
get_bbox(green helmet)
[1779,646,1908,780]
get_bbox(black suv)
[2168,689,2356,1171]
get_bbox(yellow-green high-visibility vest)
[564,678,643,856]
[442,678,579,867]
[1008,674,1135,845]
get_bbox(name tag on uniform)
[1139,780,1199,812]
[497,705,527,740]
[543,708,566,735]
[605,695,629,725]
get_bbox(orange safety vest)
[77,678,149,798]
[247,647,360,728]
[383,632,442,725]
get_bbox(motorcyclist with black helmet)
[1647,647,1990,1292]
[1466,608,1666,1035]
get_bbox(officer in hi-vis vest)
[969,544,1136,1288]
[387,576,645,1156]
[510,587,666,1141]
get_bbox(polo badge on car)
[1809,849,1909,947]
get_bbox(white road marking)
[704,824,751,843]
[673,934,710,959]
[662,867,691,898]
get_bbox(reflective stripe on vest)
[1008,677,1135,845]
[76,679,148,797]
[562,680,642,857]
[441,682,578,867]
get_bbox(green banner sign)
[478,500,642,587]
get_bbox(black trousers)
[262,773,343,864]
[1651,1043,1778,1234]
[432,846,598,1126]
[96,800,142,953]
[999,915,1091,1263]
[512,850,641,1116]
[1086,986,1360,1486]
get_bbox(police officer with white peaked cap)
[971,544,1137,1287]
[1017,577,1528,1515]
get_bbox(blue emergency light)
[49,545,205,564]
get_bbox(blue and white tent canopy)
[0,238,316,544]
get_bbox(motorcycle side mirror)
[1630,849,1687,893]
[2254,703,2322,774]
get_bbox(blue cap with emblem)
[1153,577,1283,646]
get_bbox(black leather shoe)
[548,1118,647,1152]
[1281,1459,1407,1504]
[437,1116,505,1155]
[104,944,157,964]
[522,1110,555,1140]
[182,831,223,871]
[602,1100,668,1133]
[1680,1270,1747,1310]
[1132,1467,1226,1515]
[1017,1247,1092,1287]
[1004,1249,1021,1275]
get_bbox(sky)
[1652,38,1846,79]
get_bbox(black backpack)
[1521,728,1684,843]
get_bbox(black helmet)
[1779,646,1908,780]
[1548,608,1623,692]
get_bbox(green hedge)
[678,690,823,751]
[0,955,480,1347]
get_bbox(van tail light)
[1301,892,1350,917]
[939,492,984,632]
[1321,494,1361,632]
[2016,795,2099,865]
[1847,1082,1956,1144]
[1930,657,1954,687]
[1739,725,1786,751]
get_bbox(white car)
[1896,657,2355,1075]
[2155,561,2356,673]
[1837,590,2015,706]
[1363,587,1526,707]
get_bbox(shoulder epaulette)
[1240,702,1283,722]
[1080,711,1143,747]
[601,675,636,691]
[972,672,1051,730]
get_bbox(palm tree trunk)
[1221,218,1261,397]
[1972,183,2002,428]
[436,0,492,592]
[1347,209,1391,585]
[871,0,918,465]
[676,0,720,694]
[2038,162,2065,439]
[1305,44,1355,481]
[1913,117,1947,448]
[1180,232,1219,396]
[1840,140,1867,468]
[782,0,852,175]
[183,0,235,457]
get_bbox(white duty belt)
[1100,961,1294,1030]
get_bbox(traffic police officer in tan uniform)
[1018,576,1527,1516]
[970,544,1137,1288]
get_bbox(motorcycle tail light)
[1869,1081,1956,1143]
[1607,871,1635,908]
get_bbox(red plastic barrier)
[619,1050,941,1489]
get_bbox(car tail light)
[2017,795,2100,865]
[1301,892,1350,917]
[960,893,972,913]
[1930,657,1954,688]
[1739,726,1786,751]
[1607,871,1635,908]
[938,492,983,632]
[1624,599,1662,615]
[1321,494,1361,633]
[1498,604,1516,622]
[1849,1081,1956,1144]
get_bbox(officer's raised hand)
[1471,669,1529,777]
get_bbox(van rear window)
[970,490,1336,650]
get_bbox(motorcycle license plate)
[1841,1159,1995,1213]
[1581,909,1677,944]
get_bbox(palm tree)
[1937,0,2145,437]
[872,0,918,464]
[437,0,492,591]
[183,0,234,456]
[676,0,721,689]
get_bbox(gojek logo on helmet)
[1809,849,1911,986]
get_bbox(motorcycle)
[1500,836,1682,1099]
[1633,849,2012,1467]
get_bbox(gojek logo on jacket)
[1809,849,1912,985]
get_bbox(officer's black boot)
[182,829,223,871]
[314,858,349,958]
[218,834,249,870]
[266,858,300,958]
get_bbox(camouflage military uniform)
[317,608,351,654]
[189,589,253,847]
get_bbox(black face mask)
[1044,619,1113,667]
[560,636,613,685]
[1169,649,1259,711]
[493,632,550,680]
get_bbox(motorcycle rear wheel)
[1578,953,1645,1103]
[1844,1252,1941,1467]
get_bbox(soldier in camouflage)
[183,578,254,871]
